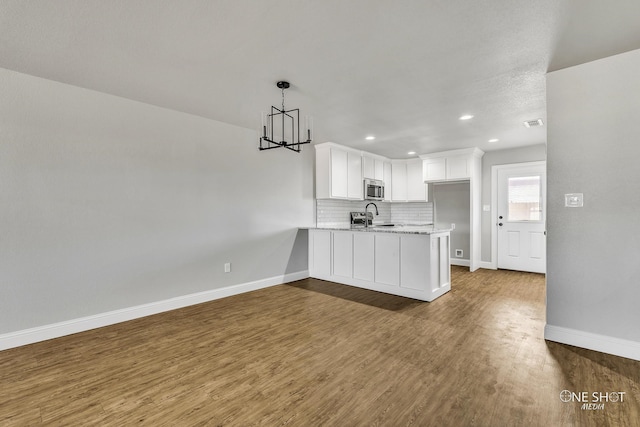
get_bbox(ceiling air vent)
[523,118,544,128]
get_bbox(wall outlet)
[451,223,456,230]
[224,262,231,273]
[455,249,463,258]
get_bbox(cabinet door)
[375,234,400,286]
[447,155,471,180]
[400,235,430,291]
[391,162,407,202]
[362,155,375,179]
[332,231,353,278]
[347,151,363,199]
[407,159,427,201]
[309,230,331,277]
[374,159,385,180]
[423,158,446,182]
[330,148,348,198]
[383,162,392,202]
[353,233,375,282]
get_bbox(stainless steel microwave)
[364,178,385,201]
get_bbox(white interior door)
[497,163,546,273]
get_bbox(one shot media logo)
[560,390,626,410]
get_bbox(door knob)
[498,223,503,226]
[498,215,503,219]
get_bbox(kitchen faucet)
[364,202,379,228]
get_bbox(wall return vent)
[523,118,544,128]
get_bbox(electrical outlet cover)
[565,193,583,208]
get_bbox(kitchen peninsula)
[306,225,451,302]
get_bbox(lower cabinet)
[353,233,374,282]
[309,230,331,277]
[332,231,353,278]
[308,229,451,302]
[375,234,400,287]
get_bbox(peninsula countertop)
[302,224,452,235]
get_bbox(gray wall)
[481,144,547,263]
[546,49,640,342]
[433,182,470,261]
[0,68,314,334]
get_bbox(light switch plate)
[565,193,583,208]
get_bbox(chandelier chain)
[281,87,286,111]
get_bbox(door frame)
[490,161,546,270]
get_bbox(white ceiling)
[2,0,640,158]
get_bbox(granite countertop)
[303,224,452,235]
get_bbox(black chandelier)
[259,81,312,153]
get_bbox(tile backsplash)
[316,199,433,227]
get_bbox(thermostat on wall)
[564,193,583,208]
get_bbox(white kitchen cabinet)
[407,158,428,201]
[400,232,450,294]
[353,232,374,281]
[374,233,400,286]
[447,155,471,180]
[363,154,385,180]
[315,143,363,200]
[423,157,446,181]
[308,229,331,277]
[383,161,392,202]
[333,231,353,278]
[363,155,375,179]
[391,159,428,202]
[347,151,362,199]
[421,149,481,183]
[391,161,407,202]
[306,228,452,302]
[330,149,348,198]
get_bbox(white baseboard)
[450,259,470,267]
[0,270,309,352]
[544,324,640,362]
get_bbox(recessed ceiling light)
[407,151,416,155]
[488,138,499,143]
[459,114,474,120]
[365,136,375,140]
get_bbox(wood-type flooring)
[1,267,639,426]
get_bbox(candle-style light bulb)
[306,116,313,142]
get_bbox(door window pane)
[508,176,541,221]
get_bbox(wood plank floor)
[1,267,639,426]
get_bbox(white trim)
[450,258,470,267]
[418,147,484,160]
[0,270,309,352]
[490,161,546,270]
[545,324,640,362]
[477,261,496,270]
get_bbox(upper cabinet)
[316,143,363,200]
[391,159,428,202]
[362,154,385,181]
[315,142,428,203]
[447,155,472,180]
[423,157,446,181]
[383,161,392,202]
[420,148,483,182]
